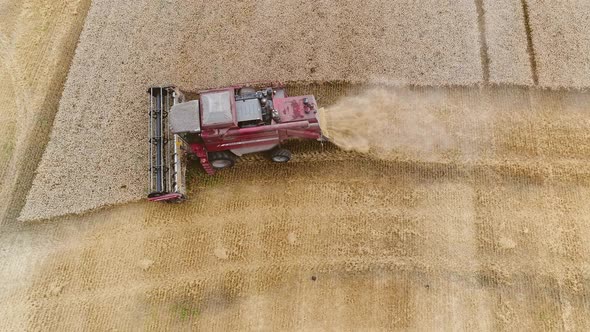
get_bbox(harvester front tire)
[271,148,291,163]
[209,151,236,169]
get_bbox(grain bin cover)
[201,90,236,128]
[169,100,201,134]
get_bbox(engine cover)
[201,90,236,128]
[235,98,263,123]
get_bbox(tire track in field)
[474,0,491,83]
[520,0,539,85]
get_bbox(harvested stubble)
[482,0,534,85]
[526,0,590,88]
[4,149,590,330]
[21,0,485,220]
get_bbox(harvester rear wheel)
[271,148,291,163]
[209,151,236,169]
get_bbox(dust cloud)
[318,88,460,162]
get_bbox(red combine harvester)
[148,84,325,202]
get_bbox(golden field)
[1,0,590,330]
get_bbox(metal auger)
[148,86,186,201]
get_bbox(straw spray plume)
[318,87,458,162]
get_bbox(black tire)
[239,87,256,97]
[208,151,236,169]
[165,195,186,204]
[271,148,291,163]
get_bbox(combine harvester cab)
[148,84,326,202]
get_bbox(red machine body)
[147,84,324,202]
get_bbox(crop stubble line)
[29,1,65,94]
[474,0,490,83]
[520,0,539,85]
[28,252,578,305]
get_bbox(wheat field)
[2,0,590,330]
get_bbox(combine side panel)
[148,86,186,201]
[172,134,187,196]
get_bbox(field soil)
[1,0,590,330]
